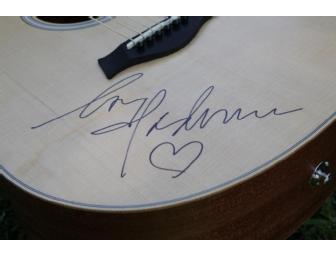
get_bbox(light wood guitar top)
[0,16,335,211]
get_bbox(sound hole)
[36,16,99,24]
[22,16,111,31]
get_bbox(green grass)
[0,191,335,239]
[0,195,27,239]
[289,192,336,240]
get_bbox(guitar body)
[0,16,335,239]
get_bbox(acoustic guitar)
[0,16,335,239]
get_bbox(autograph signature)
[31,73,303,178]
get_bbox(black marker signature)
[146,86,304,137]
[31,73,166,177]
[31,73,303,178]
[149,141,204,178]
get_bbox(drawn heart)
[149,141,204,178]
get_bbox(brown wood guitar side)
[1,120,335,239]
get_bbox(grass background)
[1,191,335,239]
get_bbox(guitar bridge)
[98,16,211,79]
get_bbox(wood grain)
[0,17,335,210]
[0,16,335,239]
[1,120,335,239]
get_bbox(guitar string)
[121,17,150,42]
[115,16,169,43]
[124,17,160,44]
[126,16,168,39]
[91,16,168,48]
[115,17,167,43]
[126,16,166,31]
[89,16,132,41]
[112,17,145,36]
[126,16,153,30]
